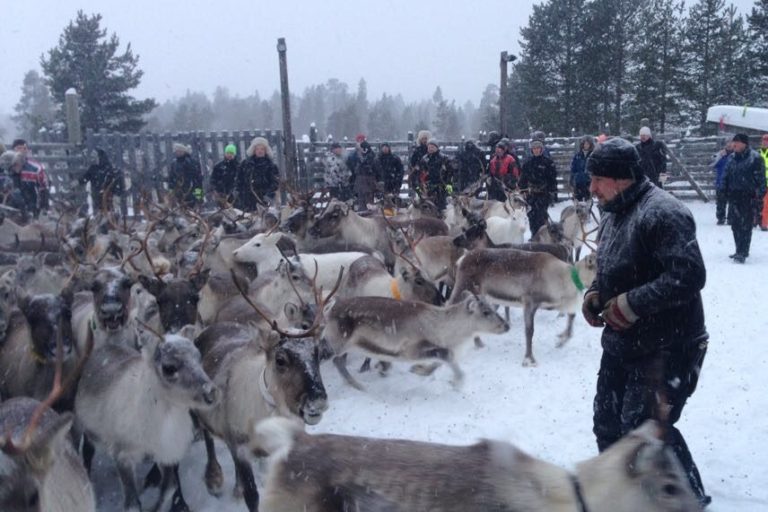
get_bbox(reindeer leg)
[333,354,365,390]
[374,360,392,376]
[203,429,224,497]
[169,465,191,512]
[523,302,539,367]
[505,306,510,323]
[359,357,372,373]
[473,336,485,348]
[575,245,582,261]
[149,465,176,512]
[143,464,162,489]
[116,458,141,512]
[228,441,259,511]
[556,313,575,347]
[415,341,463,388]
[82,434,96,475]
[410,362,441,375]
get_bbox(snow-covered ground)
[93,200,768,511]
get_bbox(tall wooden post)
[499,52,508,136]
[277,38,295,192]
[65,88,82,145]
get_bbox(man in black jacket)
[723,133,767,263]
[168,143,203,207]
[210,144,239,205]
[519,140,557,237]
[636,126,668,188]
[375,142,404,196]
[582,138,710,508]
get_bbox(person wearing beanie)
[210,143,240,205]
[408,130,432,191]
[723,133,766,262]
[487,140,519,202]
[167,142,203,207]
[418,138,452,211]
[236,137,280,211]
[583,137,711,508]
[635,126,668,188]
[375,142,405,196]
[350,140,377,210]
[324,142,352,200]
[519,139,557,236]
[570,135,595,201]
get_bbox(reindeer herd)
[0,193,702,512]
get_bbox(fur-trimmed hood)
[246,137,274,159]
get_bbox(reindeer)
[0,289,83,410]
[322,293,509,390]
[453,220,571,262]
[75,327,219,512]
[253,418,700,512]
[0,269,16,341]
[11,254,68,295]
[0,339,95,512]
[450,249,597,366]
[192,268,341,511]
[341,255,443,305]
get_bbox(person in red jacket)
[487,141,519,202]
[11,138,49,216]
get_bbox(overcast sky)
[0,0,759,116]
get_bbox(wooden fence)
[22,132,737,215]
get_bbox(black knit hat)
[586,138,640,180]
[732,133,749,145]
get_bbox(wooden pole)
[277,37,295,193]
[499,52,508,136]
[65,89,82,145]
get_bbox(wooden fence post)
[65,89,82,145]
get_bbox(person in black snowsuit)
[210,144,239,205]
[420,139,452,211]
[636,127,668,188]
[519,140,557,237]
[569,135,594,201]
[455,140,486,192]
[582,137,711,508]
[723,133,766,263]
[375,143,404,196]
[352,141,377,211]
[79,148,124,214]
[408,130,431,192]
[167,143,203,207]
[236,137,280,212]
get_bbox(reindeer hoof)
[410,363,440,376]
[556,334,571,348]
[359,358,371,373]
[233,483,243,500]
[522,357,537,367]
[473,336,485,349]
[375,361,392,376]
[205,462,224,497]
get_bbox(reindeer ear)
[138,275,164,297]
[189,268,211,292]
[26,412,74,473]
[284,302,300,321]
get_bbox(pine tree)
[40,11,156,134]
[13,70,56,141]
[712,5,750,107]
[625,0,686,133]
[746,0,768,105]
[368,94,398,140]
[681,0,727,125]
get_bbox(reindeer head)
[137,329,219,409]
[309,201,349,238]
[399,267,444,306]
[17,291,74,363]
[458,292,509,335]
[138,270,209,334]
[262,333,328,426]
[453,219,488,249]
[90,267,134,332]
[578,420,700,512]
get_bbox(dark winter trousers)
[755,191,766,228]
[527,193,550,238]
[593,342,709,501]
[715,189,729,223]
[427,184,447,211]
[729,194,754,256]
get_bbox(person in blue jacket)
[570,135,595,201]
[710,141,733,225]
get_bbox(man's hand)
[581,290,604,327]
[601,293,639,331]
